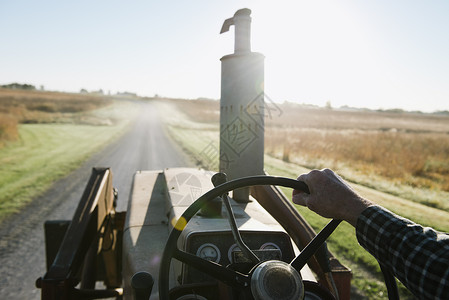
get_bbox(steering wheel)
[159,175,342,300]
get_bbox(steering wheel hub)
[251,260,304,300]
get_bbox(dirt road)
[0,101,192,299]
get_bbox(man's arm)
[292,169,449,299]
[356,205,449,299]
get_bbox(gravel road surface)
[0,101,192,299]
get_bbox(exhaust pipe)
[219,8,265,202]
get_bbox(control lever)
[199,174,224,217]
[131,271,154,300]
[211,173,260,264]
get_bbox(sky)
[1,0,448,112]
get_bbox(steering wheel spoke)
[173,249,250,288]
[290,219,342,270]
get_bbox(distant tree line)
[80,88,109,95]
[1,83,36,90]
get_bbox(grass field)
[163,98,449,211]
[0,88,138,222]
[0,88,112,146]
[264,105,449,211]
[158,98,449,299]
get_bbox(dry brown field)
[0,88,111,146]
[266,104,449,187]
[167,98,449,210]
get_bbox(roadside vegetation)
[0,88,111,146]
[0,88,138,222]
[264,104,449,211]
[162,98,449,211]
[158,98,449,299]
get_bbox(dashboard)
[181,230,295,284]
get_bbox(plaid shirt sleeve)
[356,205,449,299]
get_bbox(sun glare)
[237,1,446,112]
[247,2,379,108]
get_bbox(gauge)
[227,243,242,263]
[260,242,281,250]
[260,242,282,259]
[196,243,220,263]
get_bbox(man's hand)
[292,169,373,226]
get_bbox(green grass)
[0,101,137,222]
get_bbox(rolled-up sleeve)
[356,205,449,299]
